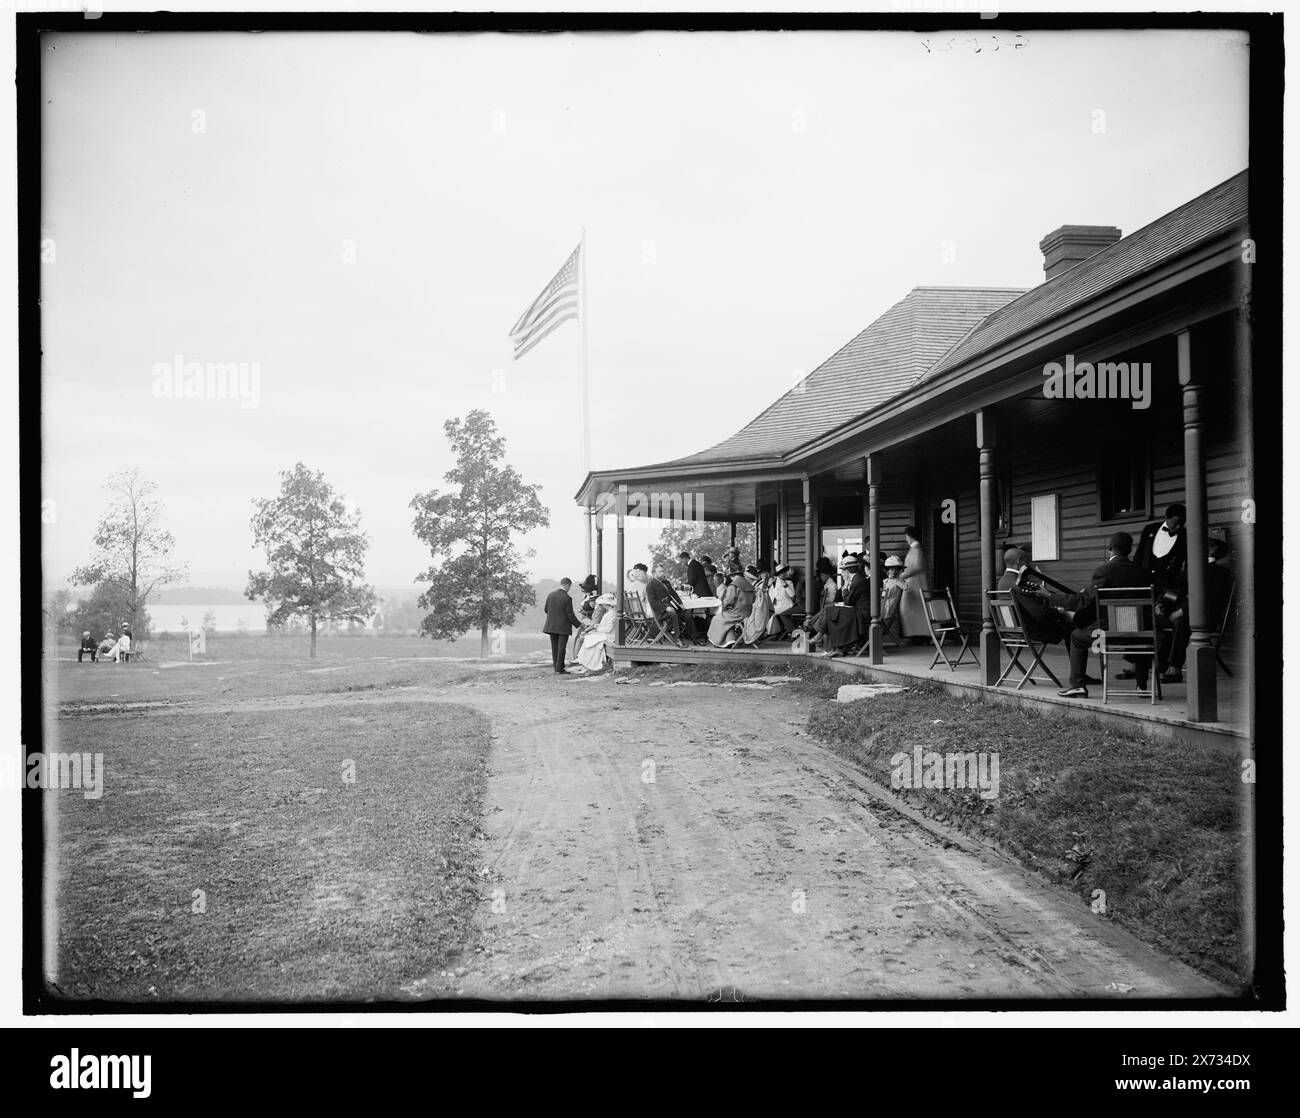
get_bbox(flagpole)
[580,226,592,576]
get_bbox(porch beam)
[867,454,884,664]
[976,409,1001,684]
[1178,330,1217,722]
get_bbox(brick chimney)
[1038,225,1122,281]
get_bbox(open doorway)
[929,507,957,597]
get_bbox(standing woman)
[897,525,930,640]
[739,562,773,646]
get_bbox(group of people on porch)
[544,501,1232,691]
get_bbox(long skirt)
[899,578,930,638]
[824,604,864,650]
[740,590,773,645]
[708,607,748,647]
[577,631,611,672]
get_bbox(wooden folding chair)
[130,640,150,664]
[620,593,650,645]
[1212,580,1236,677]
[921,588,979,671]
[986,590,1061,689]
[643,605,685,648]
[1095,588,1162,705]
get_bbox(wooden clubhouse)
[574,171,1254,731]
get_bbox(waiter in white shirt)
[1127,502,1188,682]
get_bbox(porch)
[608,636,1249,750]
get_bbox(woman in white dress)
[896,526,930,639]
[576,593,618,673]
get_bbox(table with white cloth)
[676,594,720,644]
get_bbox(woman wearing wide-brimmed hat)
[567,574,602,664]
[576,592,619,674]
[707,563,753,647]
[822,553,867,655]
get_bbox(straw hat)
[884,554,904,568]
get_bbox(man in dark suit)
[1133,503,1188,594]
[634,563,685,645]
[998,548,1074,646]
[1120,503,1187,680]
[679,550,712,600]
[1058,531,1152,698]
[997,547,1030,591]
[542,578,581,674]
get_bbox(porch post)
[776,486,785,566]
[729,518,737,549]
[977,409,1001,685]
[867,454,884,664]
[1178,330,1217,722]
[803,474,816,613]
[616,483,627,645]
[595,516,604,588]
[584,507,594,579]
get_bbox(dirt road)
[406,666,1223,1002]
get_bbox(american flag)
[508,243,580,360]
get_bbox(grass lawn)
[626,660,1248,986]
[49,700,491,1003]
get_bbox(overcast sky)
[41,28,1248,591]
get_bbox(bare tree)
[70,469,187,629]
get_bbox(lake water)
[144,602,364,633]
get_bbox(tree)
[69,582,151,639]
[246,463,378,658]
[648,521,757,576]
[69,469,187,628]
[410,410,549,658]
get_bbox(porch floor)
[612,632,1249,745]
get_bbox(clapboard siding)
[782,481,807,574]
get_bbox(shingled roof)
[922,169,1250,381]
[652,286,1025,468]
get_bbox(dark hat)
[632,562,648,572]
[578,574,598,592]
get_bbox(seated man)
[1058,531,1151,698]
[1001,547,1075,646]
[633,563,685,645]
[78,631,98,663]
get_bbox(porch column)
[867,454,884,664]
[728,518,737,549]
[615,483,627,645]
[803,474,816,613]
[776,486,785,566]
[977,409,1001,685]
[754,495,762,565]
[1178,330,1217,722]
[584,508,594,578]
[595,516,604,588]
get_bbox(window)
[1098,446,1150,521]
